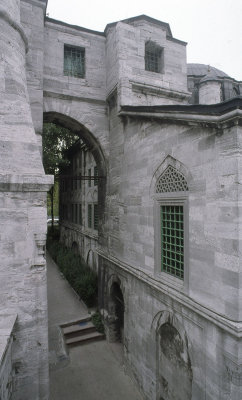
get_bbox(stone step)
[63,321,96,338]
[66,331,105,347]
[60,315,91,329]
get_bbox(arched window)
[145,41,164,73]
[155,165,188,281]
[232,87,239,97]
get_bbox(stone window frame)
[64,44,85,79]
[154,194,189,289]
[145,41,164,74]
[152,158,190,292]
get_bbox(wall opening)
[157,322,192,400]
[109,282,124,343]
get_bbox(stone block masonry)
[0,1,241,399]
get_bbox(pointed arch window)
[155,165,188,281]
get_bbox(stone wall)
[0,0,52,398]
[99,256,242,399]
[0,315,17,400]
[98,104,242,399]
[106,18,190,107]
[105,111,241,318]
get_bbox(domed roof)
[187,63,230,78]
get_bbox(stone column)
[0,1,52,399]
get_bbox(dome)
[187,63,230,78]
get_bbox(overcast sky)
[46,0,241,81]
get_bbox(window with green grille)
[88,204,92,228]
[94,166,98,186]
[88,168,91,187]
[79,204,82,225]
[145,41,163,73]
[160,205,184,279]
[75,204,78,223]
[64,45,85,78]
[94,204,99,230]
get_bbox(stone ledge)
[97,249,242,337]
[131,81,190,101]
[0,174,53,192]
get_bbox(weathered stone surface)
[0,3,242,400]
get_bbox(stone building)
[0,0,242,399]
[59,140,99,271]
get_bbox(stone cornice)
[0,8,28,52]
[0,174,53,192]
[43,90,106,106]
[119,98,242,128]
[97,249,242,338]
[131,81,190,101]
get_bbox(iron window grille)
[64,45,85,78]
[88,168,92,187]
[94,204,99,230]
[155,165,188,280]
[145,41,163,73]
[94,166,98,186]
[88,204,92,228]
[160,205,184,279]
[79,204,82,225]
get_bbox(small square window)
[64,45,85,78]
[145,41,163,73]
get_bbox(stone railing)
[0,315,17,400]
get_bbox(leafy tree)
[42,123,79,227]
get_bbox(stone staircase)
[61,316,105,347]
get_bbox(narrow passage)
[47,253,144,400]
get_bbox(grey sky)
[46,0,242,81]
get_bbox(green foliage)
[42,123,79,225]
[47,233,98,307]
[42,123,79,176]
[91,311,105,333]
[47,180,59,216]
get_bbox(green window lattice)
[94,204,99,230]
[94,166,98,186]
[88,204,92,228]
[79,204,82,225]
[64,45,85,78]
[88,168,91,187]
[161,205,184,279]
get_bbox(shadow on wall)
[157,323,193,400]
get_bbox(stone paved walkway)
[47,253,144,400]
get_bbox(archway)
[43,112,107,219]
[108,281,125,343]
[157,322,193,400]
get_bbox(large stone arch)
[43,111,107,229]
[152,310,193,400]
[43,111,107,177]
